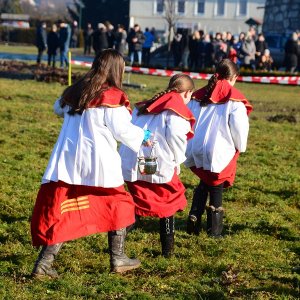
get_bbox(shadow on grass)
[251,186,298,202]
[0,253,27,266]
[196,291,226,300]
[254,219,299,242]
[0,213,28,224]
[270,273,300,291]
[223,220,299,242]
[239,282,299,298]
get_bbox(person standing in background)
[92,23,109,56]
[106,22,116,49]
[255,33,268,69]
[58,21,71,68]
[241,32,256,70]
[70,20,79,48]
[47,24,59,68]
[83,23,93,55]
[115,24,127,56]
[284,32,299,73]
[142,27,154,65]
[127,24,145,65]
[36,21,47,65]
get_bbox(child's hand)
[142,129,152,147]
[143,140,152,147]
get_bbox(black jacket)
[127,30,145,52]
[47,31,59,55]
[92,29,109,54]
[36,26,47,50]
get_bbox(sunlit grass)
[0,76,299,299]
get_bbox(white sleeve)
[165,112,191,165]
[53,98,70,117]
[104,106,144,152]
[229,102,249,152]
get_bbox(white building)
[129,0,266,35]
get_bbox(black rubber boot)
[32,243,63,278]
[186,214,201,235]
[206,206,224,238]
[159,217,175,257]
[187,182,208,235]
[108,228,141,273]
[160,233,174,258]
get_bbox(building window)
[197,0,205,14]
[156,0,164,14]
[216,0,225,16]
[178,0,186,14]
[238,0,247,16]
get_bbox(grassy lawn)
[0,44,86,56]
[0,74,299,299]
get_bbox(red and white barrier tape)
[71,60,300,86]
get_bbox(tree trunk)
[166,25,173,68]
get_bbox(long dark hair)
[137,74,194,115]
[60,49,125,114]
[201,59,239,106]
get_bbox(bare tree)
[0,0,22,13]
[163,0,180,67]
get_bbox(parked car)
[264,33,289,68]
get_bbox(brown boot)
[32,243,63,278]
[108,228,141,273]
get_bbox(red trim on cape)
[192,80,253,115]
[88,87,132,113]
[135,91,195,139]
[31,181,135,246]
[190,151,240,188]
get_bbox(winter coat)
[127,30,145,52]
[36,26,47,50]
[47,31,59,55]
[284,39,299,69]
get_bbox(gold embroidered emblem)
[61,196,89,214]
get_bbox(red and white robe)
[31,87,144,246]
[185,80,253,187]
[120,91,195,218]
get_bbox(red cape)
[88,87,132,112]
[135,91,195,139]
[192,80,253,115]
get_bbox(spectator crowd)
[36,20,300,73]
[171,27,300,73]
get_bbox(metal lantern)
[137,141,158,175]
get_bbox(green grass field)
[0,74,299,299]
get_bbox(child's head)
[167,74,195,104]
[202,59,239,105]
[137,74,194,115]
[61,49,125,114]
[91,48,125,89]
[167,74,195,92]
[263,49,270,57]
[214,58,239,85]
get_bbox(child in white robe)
[185,59,253,237]
[120,74,195,257]
[31,49,151,277]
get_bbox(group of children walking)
[30,49,252,278]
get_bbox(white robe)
[42,99,144,188]
[120,108,191,184]
[184,99,249,173]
